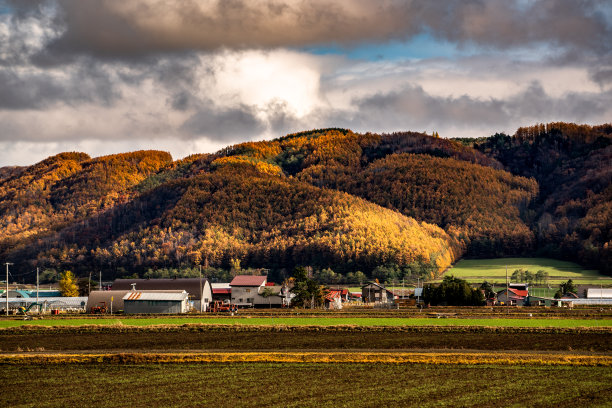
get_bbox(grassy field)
[1,316,611,328]
[445,257,612,284]
[1,363,610,407]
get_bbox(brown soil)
[1,325,609,353]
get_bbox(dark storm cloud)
[7,0,611,59]
[0,61,118,110]
[180,105,267,142]
[336,82,612,133]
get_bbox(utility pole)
[36,267,39,314]
[5,263,13,316]
[506,265,509,314]
[88,271,92,295]
[99,271,102,291]
[199,264,203,313]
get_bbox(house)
[229,275,284,308]
[497,287,528,306]
[111,278,213,311]
[361,282,395,304]
[325,290,343,310]
[123,291,189,314]
[230,275,267,307]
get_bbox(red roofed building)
[230,275,267,307]
[211,283,231,302]
[325,290,343,310]
[230,275,267,287]
[497,288,529,306]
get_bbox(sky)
[0,0,611,166]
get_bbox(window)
[239,298,243,303]
[247,298,254,303]
[245,289,251,293]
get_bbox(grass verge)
[1,317,611,328]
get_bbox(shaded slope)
[0,151,172,264]
[35,163,461,279]
[473,123,612,273]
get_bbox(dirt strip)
[1,351,610,366]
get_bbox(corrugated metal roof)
[122,291,188,301]
[112,278,209,299]
[230,275,267,287]
[213,288,231,294]
[587,288,612,298]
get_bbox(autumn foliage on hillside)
[222,129,537,258]
[0,151,172,258]
[31,163,461,280]
[0,123,609,281]
[473,122,612,273]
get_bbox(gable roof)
[230,275,267,287]
[111,278,209,299]
[362,282,394,295]
[325,290,341,302]
[507,288,528,298]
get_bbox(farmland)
[444,257,612,284]
[1,316,611,329]
[1,363,610,408]
[1,325,610,353]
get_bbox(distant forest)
[0,122,609,284]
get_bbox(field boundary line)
[1,352,610,366]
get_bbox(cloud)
[328,81,612,137]
[180,105,266,141]
[6,0,610,59]
[0,2,610,166]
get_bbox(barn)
[111,278,213,311]
[86,290,186,313]
[123,291,189,314]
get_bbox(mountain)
[0,123,609,282]
[470,123,612,274]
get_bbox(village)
[2,274,612,316]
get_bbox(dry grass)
[1,351,610,366]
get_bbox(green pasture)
[0,316,610,328]
[444,258,612,285]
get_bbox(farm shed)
[111,278,212,311]
[86,290,186,313]
[361,282,395,304]
[586,288,612,299]
[212,283,232,302]
[2,297,87,313]
[123,291,189,314]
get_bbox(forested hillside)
[471,123,612,274]
[222,129,538,258]
[0,123,609,282]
